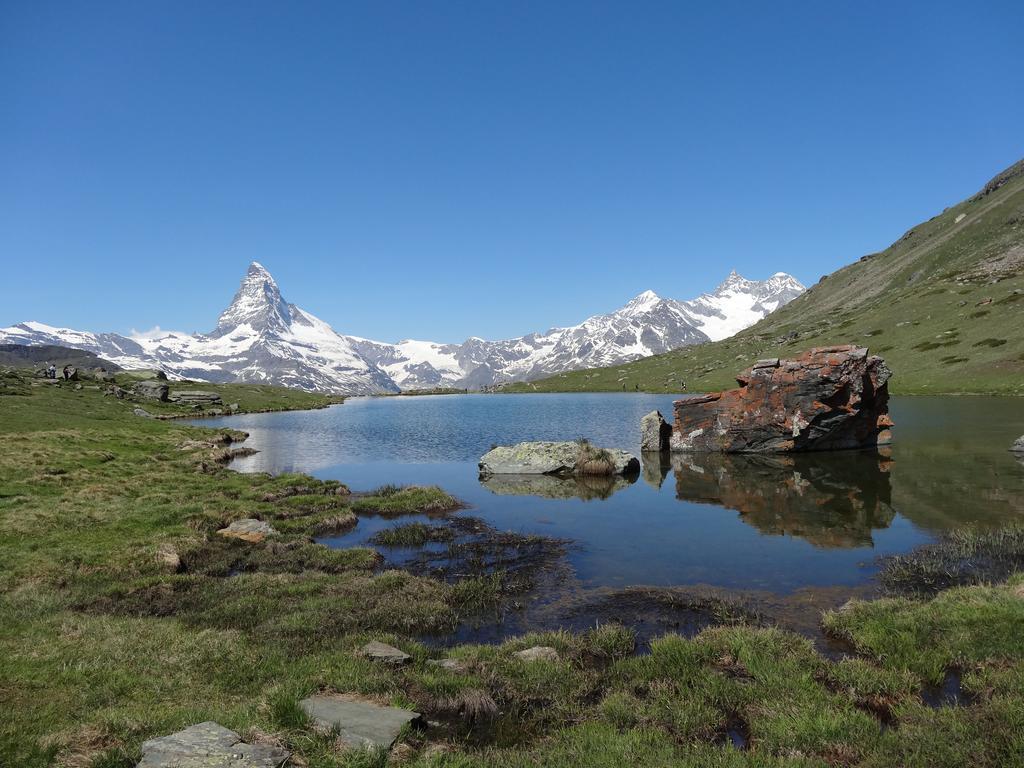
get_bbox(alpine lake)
[197,393,1024,648]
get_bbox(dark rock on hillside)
[133,380,169,401]
[670,345,893,453]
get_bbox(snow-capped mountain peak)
[214,261,292,336]
[622,290,662,313]
[0,265,804,394]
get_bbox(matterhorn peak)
[213,262,292,336]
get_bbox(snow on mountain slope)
[0,264,803,393]
[0,263,398,394]
[680,271,807,341]
[351,272,805,389]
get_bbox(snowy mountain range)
[0,263,804,394]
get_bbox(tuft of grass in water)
[877,525,1024,597]
[370,522,456,547]
[352,485,461,516]
[575,438,616,476]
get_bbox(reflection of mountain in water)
[654,451,896,548]
[480,472,636,501]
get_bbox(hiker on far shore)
[62,366,70,381]
[47,363,56,379]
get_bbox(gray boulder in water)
[640,410,671,452]
[479,441,639,477]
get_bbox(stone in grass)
[136,721,289,767]
[427,658,469,673]
[299,694,421,749]
[361,640,411,664]
[133,408,154,419]
[1011,435,1024,453]
[513,646,559,662]
[216,518,278,543]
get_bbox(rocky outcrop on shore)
[668,345,893,453]
[1012,435,1024,453]
[479,441,639,477]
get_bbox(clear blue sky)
[2,1,1022,343]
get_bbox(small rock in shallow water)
[513,646,559,662]
[299,694,421,748]
[361,640,411,664]
[136,721,289,767]
[216,518,277,543]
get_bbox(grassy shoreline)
[3,369,1024,767]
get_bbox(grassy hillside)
[506,159,1024,396]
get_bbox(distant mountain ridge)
[0,263,804,393]
[507,156,1024,396]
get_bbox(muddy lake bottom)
[199,393,1024,649]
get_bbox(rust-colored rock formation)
[671,345,893,453]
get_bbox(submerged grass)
[3,370,1024,766]
[370,522,456,547]
[877,525,1024,597]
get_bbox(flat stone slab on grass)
[513,646,559,662]
[171,390,223,403]
[361,640,411,664]
[217,518,277,543]
[299,695,421,749]
[136,721,289,767]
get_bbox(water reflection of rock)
[480,472,636,501]
[652,450,896,548]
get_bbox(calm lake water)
[205,394,1024,600]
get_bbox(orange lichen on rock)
[671,345,892,453]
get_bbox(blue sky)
[2,1,1022,343]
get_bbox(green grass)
[351,486,461,516]
[4,372,1024,766]
[370,522,456,547]
[503,159,1024,396]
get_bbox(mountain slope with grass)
[508,158,1024,395]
